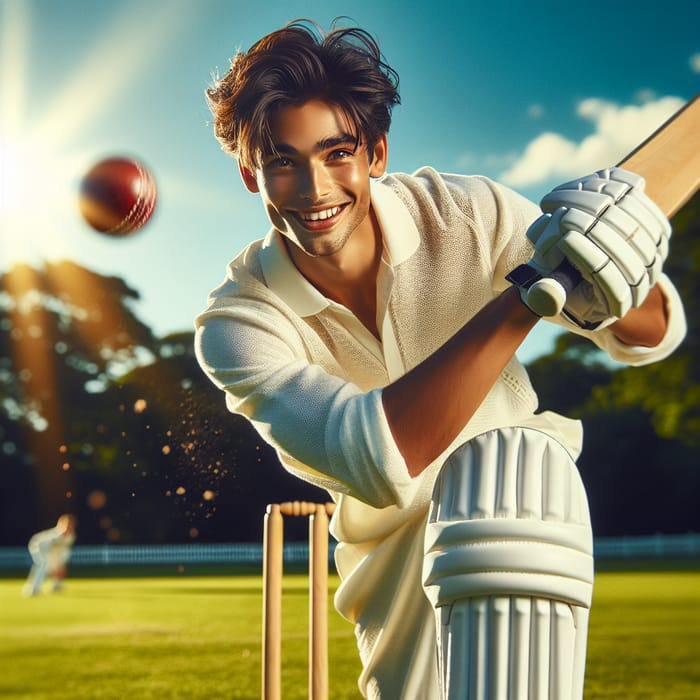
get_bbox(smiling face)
[240,99,387,261]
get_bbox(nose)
[299,161,331,201]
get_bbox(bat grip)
[525,259,582,317]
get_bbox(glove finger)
[657,234,670,267]
[525,212,552,246]
[558,206,598,235]
[632,272,650,308]
[540,188,612,217]
[557,229,609,277]
[627,225,657,267]
[529,209,569,272]
[559,231,641,318]
[590,259,632,318]
[615,192,668,248]
[559,230,635,317]
[601,166,646,192]
[648,253,664,287]
[559,224,661,318]
[533,207,569,251]
[562,175,632,203]
[586,218,647,286]
[551,167,642,194]
[603,167,672,247]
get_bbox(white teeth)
[301,206,340,221]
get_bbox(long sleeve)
[195,294,419,509]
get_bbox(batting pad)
[423,427,593,699]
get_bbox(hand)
[524,167,671,328]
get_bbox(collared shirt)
[195,167,686,697]
[196,167,685,522]
[258,179,420,381]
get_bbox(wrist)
[505,264,544,317]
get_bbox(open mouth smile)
[300,206,341,222]
[296,205,346,230]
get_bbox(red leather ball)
[78,157,157,236]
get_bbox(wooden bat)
[523,92,700,318]
[621,92,700,218]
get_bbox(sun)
[0,135,85,264]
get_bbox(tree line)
[1,194,698,546]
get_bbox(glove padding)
[526,167,671,327]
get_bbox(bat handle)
[525,259,581,317]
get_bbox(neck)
[287,212,383,338]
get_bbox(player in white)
[196,20,686,698]
[23,514,77,597]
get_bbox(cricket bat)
[523,91,700,318]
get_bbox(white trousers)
[24,551,50,596]
[423,427,594,699]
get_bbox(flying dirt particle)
[87,490,107,509]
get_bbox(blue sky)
[1,0,699,362]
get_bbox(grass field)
[1,567,699,699]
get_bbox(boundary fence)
[1,533,698,570]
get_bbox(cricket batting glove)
[509,167,671,329]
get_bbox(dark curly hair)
[206,19,401,168]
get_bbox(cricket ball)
[78,156,157,236]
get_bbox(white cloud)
[499,95,685,188]
[690,53,700,73]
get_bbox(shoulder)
[378,167,538,226]
[196,239,270,314]
[380,166,489,206]
[194,238,312,363]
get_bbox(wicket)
[262,501,337,700]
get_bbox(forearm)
[610,284,668,348]
[382,287,538,477]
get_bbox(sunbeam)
[0,0,195,521]
[32,0,195,148]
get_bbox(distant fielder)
[23,514,77,597]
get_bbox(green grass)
[585,570,700,699]
[1,568,699,699]
[0,573,360,700]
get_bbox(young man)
[22,514,77,597]
[195,20,686,698]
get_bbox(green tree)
[0,261,157,543]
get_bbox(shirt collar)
[259,176,420,318]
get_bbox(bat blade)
[619,93,700,217]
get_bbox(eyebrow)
[267,133,359,156]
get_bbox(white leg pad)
[423,427,593,699]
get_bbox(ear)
[238,163,260,193]
[369,134,388,178]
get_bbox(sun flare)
[0,1,90,266]
[0,0,194,267]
